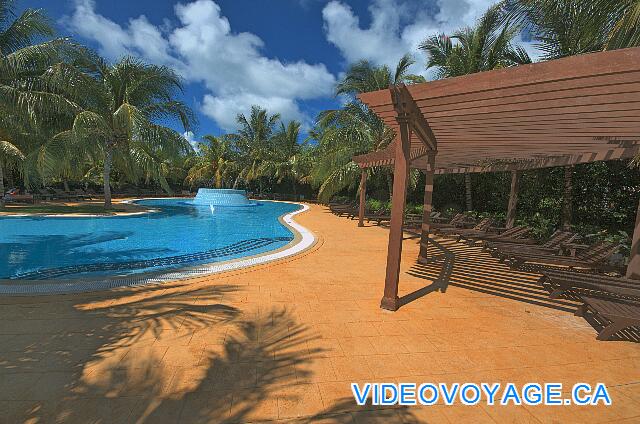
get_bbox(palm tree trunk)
[103,146,113,208]
[465,173,473,211]
[562,165,573,230]
[63,180,70,192]
[6,169,14,191]
[0,161,5,207]
[232,175,241,190]
[386,172,393,201]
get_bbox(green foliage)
[420,4,531,78]
[502,0,640,59]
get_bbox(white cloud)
[202,93,307,132]
[65,0,336,131]
[322,0,542,76]
[183,131,199,151]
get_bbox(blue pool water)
[0,199,300,280]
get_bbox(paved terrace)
[1,204,639,423]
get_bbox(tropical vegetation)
[1,0,639,244]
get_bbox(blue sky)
[17,0,537,144]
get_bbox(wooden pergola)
[352,47,640,311]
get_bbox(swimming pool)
[0,199,306,287]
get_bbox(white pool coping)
[0,201,315,296]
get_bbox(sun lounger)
[3,193,35,204]
[539,269,640,301]
[329,203,357,216]
[462,226,530,245]
[575,296,640,340]
[437,217,493,237]
[506,240,620,272]
[487,230,578,259]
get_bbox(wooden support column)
[358,171,367,227]
[380,119,411,311]
[626,199,640,280]
[464,173,473,211]
[419,153,436,260]
[506,170,520,229]
[562,165,573,230]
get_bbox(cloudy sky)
[19,0,537,141]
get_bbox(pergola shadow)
[398,237,454,307]
[406,237,578,313]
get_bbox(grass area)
[0,203,144,215]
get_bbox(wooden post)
[358,171,367,227]
[562,165,573,230]
[464,173,473,211]
[380,120,411,311]
[419,153,436,260]
[506,170,520,229]
[626,199,640,280]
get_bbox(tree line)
[1,0,639,240]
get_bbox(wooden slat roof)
[353,47,640,174]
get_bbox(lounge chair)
[575,296,640,341]
[426,213,472,231]
[437,217,493,237]
[462,225,530,245]
[539,269,640,301]
[329,203,356,216]
[3,192,35,204]
[506,240,620,272]
[487,230,578,260]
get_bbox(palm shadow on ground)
[1,279,364,422]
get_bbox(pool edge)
[0,201,316,296]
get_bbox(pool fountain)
[192,188,256,207]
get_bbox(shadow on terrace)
[0,281,334,422]
[404,236,579,312]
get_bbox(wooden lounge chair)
[462,226,530,245]
[575,296,640,341]
[487,230,578,259]
[437,217,493,237]
[506,240,620,272]
[403,211,441,227]
[329,202,356,216]
[539,269,640,301]
[3,192,35,204]
[426,213,472,231]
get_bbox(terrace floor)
[1,204,639,423]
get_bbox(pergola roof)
[353,47,640,174]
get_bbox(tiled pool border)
[0,200,315,296]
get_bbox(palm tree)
[599,0,640,50]
[0,138,25,204]
[501,0,640,60]
[50,56,195,207]
[420,4,531,79]
[311,55,425,202]
[231,106,280,191]
[185,135,238,189]
[0,0,80,191]
[335,53,425,96]
[258,121,311,196]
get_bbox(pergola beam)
[381,119,411,311]
[430,146,640,175]
[396,84,437,151]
